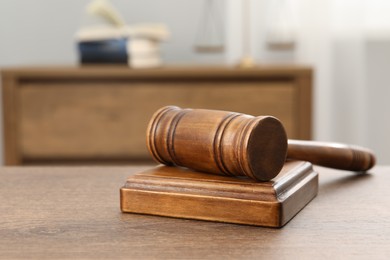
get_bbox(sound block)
[120,160,318,227]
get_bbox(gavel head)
[147,106,288,181]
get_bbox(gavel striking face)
[147,106,376,181]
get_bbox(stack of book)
[75,0,169,68]
[76,27,128,64]
[127,39,160,68]
[124,25,168,68]
[76,25,169,68]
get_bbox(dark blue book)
[77,38,128,64]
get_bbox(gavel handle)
[287,139,376,171]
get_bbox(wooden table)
[1,165,389,259]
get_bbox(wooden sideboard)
[1,66,312,165]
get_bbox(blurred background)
[0,0,389,165]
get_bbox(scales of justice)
[193,0,257,68]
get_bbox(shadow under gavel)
[147,106,376,181]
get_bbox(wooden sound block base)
[120,160,318,227]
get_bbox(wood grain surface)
[2,66,312,165]
[146,106,288,181]
[288,139,376,171]
[1,165,389,259]
[121,161,318,227]
[18,79,293,159]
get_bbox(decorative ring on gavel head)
[146,106,288,181]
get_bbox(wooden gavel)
[147,106,376,181]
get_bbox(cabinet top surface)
[0,165,388,259]
[1,65,312,79]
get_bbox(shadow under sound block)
[120,160,318,228]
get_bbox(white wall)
[366,38,390,164]
[1,1,84,66]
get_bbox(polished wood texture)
[0,166,389,259]
[1,65,312,165]
[147,106,375,180]
[147,106,287,181]
[121,161,318,227]
[288,139,376,171]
